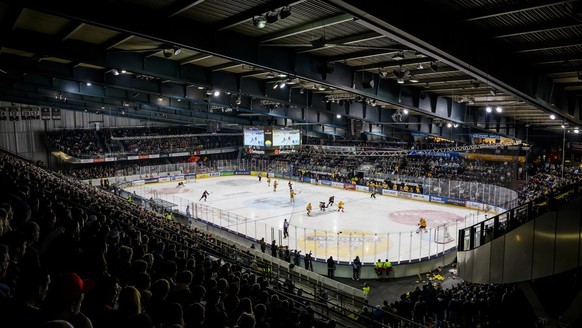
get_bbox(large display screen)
[273,128,301,146]
[244,128,265,147]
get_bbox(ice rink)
[125,176,488,263]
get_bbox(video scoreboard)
[244,126,301,155]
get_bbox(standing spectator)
[270,240,277,258]
[412,295,427,325]
[304,251,313,271]
[326,256,336,278]
[352,256,362,281]
[259,238,266,253]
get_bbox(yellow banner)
[463,153,525,163]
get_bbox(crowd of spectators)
[371,156,517,187]
[106,127,241,155]
[0,151,338,328]
[272,153,518,190]
[45,130,105,159]
[304,136,457,151]
[517,168,582,205]
[44,127,243,159]
[363,279,535,328]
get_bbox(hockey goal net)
[433,225,455,244]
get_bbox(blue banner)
[408,150,460,158]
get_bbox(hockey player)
[258,172,262,182]
[283,219,289,238]
[417,217,427,233]
[337,200,345,212]
[273,180,278,192]
[199,190,210,202]
[327,196,335,207]
[306,203,312,216]
[267,176,271,187]
[319,201,327,212]
[289,189,296,203]
[288,180,293,190]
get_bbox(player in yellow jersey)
[337,200,344,212]
[306,203,312,216]
[417,217,427,233]
[267,176,271,187]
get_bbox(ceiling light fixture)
[575,128,580,134]
[447,122,453,128]
[86,82,92,86]
[549,114,556,120]
[277,72,287,78]
[486,106,492,113]
[397,78,404,84]
[336,114,341,119]
[120,69,127,74]
[213,90,220,96]
[157,96,163,102]
[416,63,424,70]
[402,109,409,115]
[409,76,418,83]
[273,83,279,89]
[496,106,503,113]
[253,16,267,29]
[266,72,275,79]
[163,46,182,58]
[392,52,404,60]
[112,69,120,76]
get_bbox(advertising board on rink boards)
[382,189,398,196]
[356,185,370,192]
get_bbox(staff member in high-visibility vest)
[374,259,384,276]
[362,282,370,296]
[383,259,392,277]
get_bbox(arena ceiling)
[0,0,581,143]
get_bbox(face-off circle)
[389,209,464,226]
